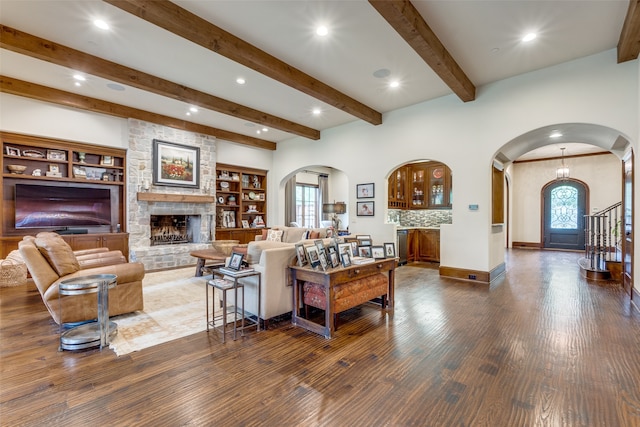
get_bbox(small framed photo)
[384,242,396,258]
[358,246,372,258]
[228,252,244,270]
[357,183,374,199]
[318,251,329,271]
[241,220,250,229]
[100,155,114,166]
[349,240,359,257]
[72,166,86,178]
[358,238,372,246]
[5,146,20,156]
[356,201,374,216]
[329,250,340,268]
[341,252,352,268]
[295,243,307,267]
[371,245,385,260]
[47,149,66,161]
[48,164,59,173]
[314,239,326,257]
[338,242,352,257]
[306,246,321,269]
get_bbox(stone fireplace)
[126,119,216,271]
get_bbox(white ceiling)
[0,0,632,159]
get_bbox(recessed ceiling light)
[316,26,328,37]
[550,131,563,138]
[522,32,537,42]
[256,130,261,135]
[186,112,191,116]
[189,106,198,113]
[389,80,400,88]
[106,83,125,91]
[73,74,86,81]
[312,108,321,116]
[373,69,391,78]
[74,82,81,87]
[236,77,246,85]
[262,127,268,132]
[93,19,110,30]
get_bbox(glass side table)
[58,274,118,351]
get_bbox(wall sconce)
[322,201,346,230]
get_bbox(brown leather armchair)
[19,232,145,324]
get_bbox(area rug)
[109,267,211,356]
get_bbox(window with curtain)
[296,184,319,227]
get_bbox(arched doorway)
[542,179,588,250]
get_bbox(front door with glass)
[543,180,587,250]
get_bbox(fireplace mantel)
[136,192,215,203]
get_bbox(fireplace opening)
[150,214,201,246]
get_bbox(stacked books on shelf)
[351,256,375,265]
[218,267,255,276]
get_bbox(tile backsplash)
[387,209,452,227]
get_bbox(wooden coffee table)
[189,249,227,277]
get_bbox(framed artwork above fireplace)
[152,139,200,188]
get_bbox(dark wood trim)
[439,265,490,284]
[513,151,613,164]
[0,76,276,151]
[104,0,382,126]
[368,0,475,102]
[512,241,542,249]
[0,24,318,141]
[617,0,640,63]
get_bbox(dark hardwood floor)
[1,249,639,426]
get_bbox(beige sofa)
[19,232,145,324]
[233,226,333,322]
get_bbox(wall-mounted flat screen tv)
[15,184,112,229]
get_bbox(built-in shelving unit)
[1,132,128,258]
[215,163,268,244]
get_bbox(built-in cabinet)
[215,163,267,244]
[406,228,440,263]
[0,132,128,258]
[389,161,452,209]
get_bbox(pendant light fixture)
[556,147,569,179]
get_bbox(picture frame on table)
[314,239,326,258]
[358,246,372,258]
[329,249,340,268]
[341,252,352,268]
[241,220,250,229]
[48,164,59,174]
[356,201,374,216]
[72,166,87,178]
[371,245,386,260]
[318,251,329,271]
[152,139,200,188]
[228,252,244,270]
[338,242,352,257]
[295,243,307,267]
[5,146,20,156]
[349,240,359,257]
[384,242,396,258]
[358,238,372,247]
[356,183,374,199]
[305,246,321,269]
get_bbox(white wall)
[511,154,622,244]
[1,50,637,279]
[272,50,637,274]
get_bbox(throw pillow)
[34,234,80,276]
[308,230,320,239]
[261,228,269,240]
[266,229,283,242]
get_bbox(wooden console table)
[290,258,397,338]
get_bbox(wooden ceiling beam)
[0,24,317,141]
[104,0,382,125]
[618,0,640,63]
[369,0,476,102]
[0,76,276,150]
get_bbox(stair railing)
[584,201,622,270]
